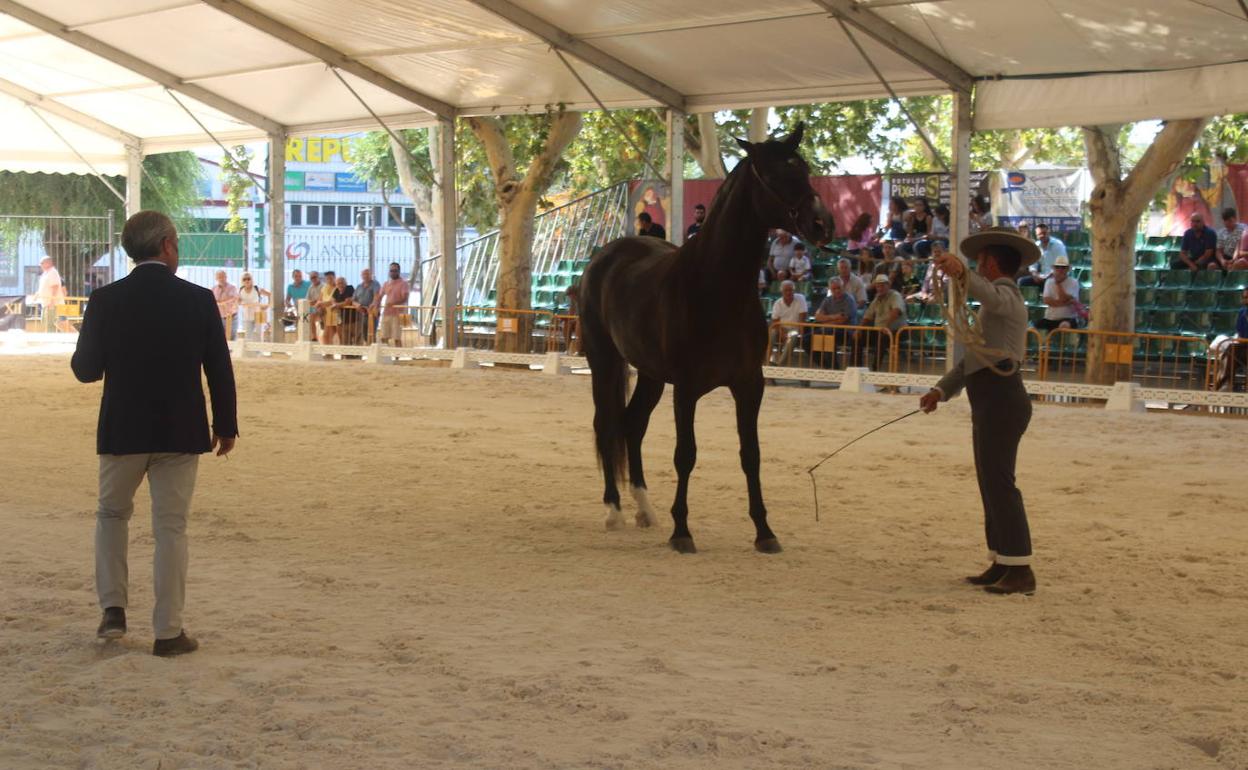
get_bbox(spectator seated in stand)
[835,258,868,311]
[856,273,907,369]
[894,259,922,298]
[909,242,949,304]
[928,204,951,251]
[813,277,856,369]
[1020,223,1067,287]
[1174,214,1219,271]
[1034,255,1080,332]
[904,196,934,258]
[637,211,666,240]
[768,280,809,365]
[789,242,812,283]
[768,229,799,282]
[1209,287,1248,391]
[846,213,878,263]
[1216,207,1248,271]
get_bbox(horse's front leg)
[668,387,698,554]
[731,375,780,553]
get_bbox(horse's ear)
[783,122,805,148]
[735,137,753,153]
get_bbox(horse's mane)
[704,156,749,223]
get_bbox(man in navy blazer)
[72,210,238,657]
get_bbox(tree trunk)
[468,111,583,352]
[748,107,770,143]
[1082,119,1206,383]
[389,128,440,297]
[692,113,727,178]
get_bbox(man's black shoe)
[152,631,199,657]
[96,607,126,639]
[965,563,1008,586]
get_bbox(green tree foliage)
[220,146,254,234]
[0,151,203,230]
[563,108,665,193]
[713,102,911,173]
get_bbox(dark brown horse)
[579,125,831,553]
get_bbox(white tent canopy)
[0,0,1245,173]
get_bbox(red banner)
[1229,164,1248,220]
[682,174,882,238]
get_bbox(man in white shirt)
[768,230,799,281]
[768,280,808,365]
[35,256,64,332]
[1035,255,1079,332]
[1019,223,1067,287]
[836,258,867,309]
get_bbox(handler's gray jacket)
[934,271,1028,400]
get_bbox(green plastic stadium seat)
[1135,287,1156,308]
[1135,269,1159,288]
[1147,310,1179,334]
[1223,272,1248,290]
[1159,270,1193,288]
[1185,289,1217,310]
[1027,305,1046,325]
[1179,311,1212,337]
[1020,286,1041,305]
[1152,288,1185,309]
[1217,291,1243,310]
[1079,285,1092,305]
[1212,310,1241,334]
[1136,251,1167,269]
[1192,270,1224,289]
[1134,308,1147,330]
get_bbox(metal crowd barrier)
[456,306,557,354]
[766,320,893,372]
[1040,327,1209,393]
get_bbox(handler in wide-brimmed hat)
[919,226,1041,596]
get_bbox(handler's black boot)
[96,607,126,639]
[965,563,1007,586]
[984,565,1036,596]
[153,631,199,657]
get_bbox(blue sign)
[335,172,367,193]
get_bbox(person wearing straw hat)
[919,226,1039,596]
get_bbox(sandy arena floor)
[1,353,1245,769]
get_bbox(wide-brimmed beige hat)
[959,226,1042,266]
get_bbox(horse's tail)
[590,350,628,485]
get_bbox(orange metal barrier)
[456,306,558,354]
[1039,327,1209,392]
[766,320,893,372]
[893,325,947,376]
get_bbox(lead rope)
[933,263,1018,377]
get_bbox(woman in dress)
[237,273,271,341]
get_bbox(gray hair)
[122,210,176,262]
[780,280,796,290]
[828,277,843,287]
[837,258,852,269]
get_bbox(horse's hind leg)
[668,387,699,554]
[731,375,781,553]
[587,341,628,530]
[625,373,664,528]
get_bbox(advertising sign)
[334,172,367,193]
[285,171,305,191]
[304,171,335,191]
[993,168,1091,229]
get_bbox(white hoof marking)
[604,504,626,531]
[631,487,660,528]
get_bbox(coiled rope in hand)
[931,260,1017,377]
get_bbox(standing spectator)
[768,280,808,365]
[283,269,308,332]
[303,271,323,341]
[768,230,799,281]
[353,268,381,344]
[379,262,411,346]
[212,270,239,339]
[1216,207,1248,271]
[318,270,340,344]
[71,210,237,656]
[331,274,355,343]
[1019,223,1068,286]
[836,258,868,309]
[1174,214,1218,271]
[35,256,65,332]
[1016,221,1033,240]
[686,204,706,239]
[637,212,666,240]
[789,242,812,283]
[857,273,906,368]
[236,273,270,342]
[1035,255,1079,332]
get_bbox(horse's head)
[735,123,832,245]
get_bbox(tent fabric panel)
[502,0,818,38]
[975,61,1248,130]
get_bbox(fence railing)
[766,321,893,371]
[1039,327,1209,392]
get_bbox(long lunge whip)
[807,409,921,521]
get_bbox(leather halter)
[748,157,815,230]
